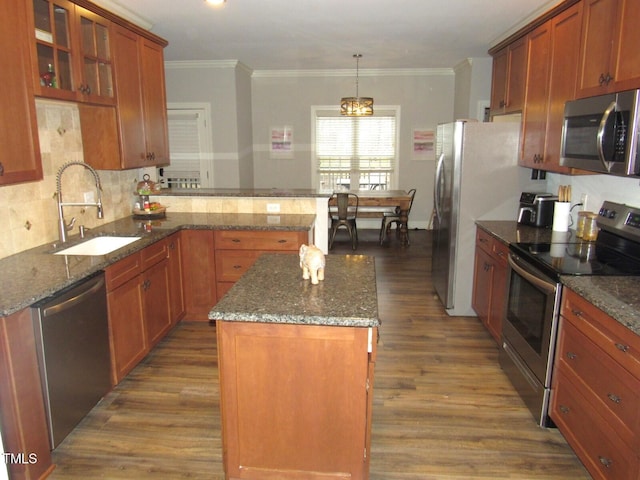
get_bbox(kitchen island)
[210,253,379,480]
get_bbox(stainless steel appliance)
[31,272,111,449]
[501,201,640,426]
[517,192,557,228]
[560,89,640,175]
[432,120,538,316]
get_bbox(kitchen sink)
[53,236,141,256]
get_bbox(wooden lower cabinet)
[472,228,508,343]
[106,252,147,384]
[214,230,308,301]
[106,240,173,384]
[167,232,185,325]
[0,309,54,480]
[551,288,640,479]
[181,230,217,321]
[217,321,376,480]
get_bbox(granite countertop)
[153,187,332,198]
[476,220,640,337]
[209,254,380,328]
[0,212,315,317]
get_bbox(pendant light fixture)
[340,54,374,116]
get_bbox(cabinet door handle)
[0,161,4,176]
[566,352,577,360]
[615,342,629,353]
[607,393,622,404]
[559,405,570,414]
[143,279,151,291]
[599,73,607,86]
[598,456,613,468]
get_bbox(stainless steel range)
[500,201,640,427]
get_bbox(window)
[314,108,398,191]
[159,105,213,188]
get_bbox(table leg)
[398,209,409,246]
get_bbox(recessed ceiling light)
[205,0,226,6]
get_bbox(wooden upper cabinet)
[29,0,114,105]
[106,24,169,169]
[521,24,551,170]
[0,0,43,186]
[577,0,640,97]
[140,38,170,166]
[520,3,582,173]
[490,36,527,115]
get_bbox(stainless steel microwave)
[560,89,640,176]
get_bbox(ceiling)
[98,0,560,71]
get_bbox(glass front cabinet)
[30,0,114,105]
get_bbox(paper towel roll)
[552,202,571,232]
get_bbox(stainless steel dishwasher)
[31,271,111,449]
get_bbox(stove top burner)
[511,201,640,278]
[511,241,640,276]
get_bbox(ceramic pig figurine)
[299,244,325,285]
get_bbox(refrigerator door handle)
[434,152,445,221]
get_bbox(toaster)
[517,192,558,228]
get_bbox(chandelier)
[340,54,374,116]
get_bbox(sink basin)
[54,236,141,256]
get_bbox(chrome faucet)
[56,161,104,243]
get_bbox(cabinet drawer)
[216,251,262,282]
[551,368,638,480]
[557,316,640,447]
[106,252,142,291]
[492,238,509,266]
[475,228,494,254]
[214,230,303,251]
[141,239,168,271]
[562,289,640,379]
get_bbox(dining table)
[328,189,413,246]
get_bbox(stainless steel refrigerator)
[432,120,538,316]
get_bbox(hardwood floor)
[49,229,590,479]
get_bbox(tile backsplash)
[0,100,137,259]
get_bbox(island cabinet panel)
[0,308,54,480]
[181,230,217,321]
[550,288,640,480]
[218,321,376,480]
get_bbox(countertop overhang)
[0,212,315,317]
[209,254,380,328]
[152,188,332,198]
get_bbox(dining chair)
[379,188,416,246]
[329,192,359,250]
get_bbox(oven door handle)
[508,254,557,295]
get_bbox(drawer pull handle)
[277,239,287,243]
[566,352,577,360]
[231,238,241,243]
[479,238,488,244]
[559,405,570,414]
[571,308,584,318]
[615,343,629,353]
[607,393,621,404]
[233,265,242,269]
[598,456,613,468]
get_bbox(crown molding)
[88,0,153,30]
[252,67,453,78]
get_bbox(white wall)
[251,69,455,227]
